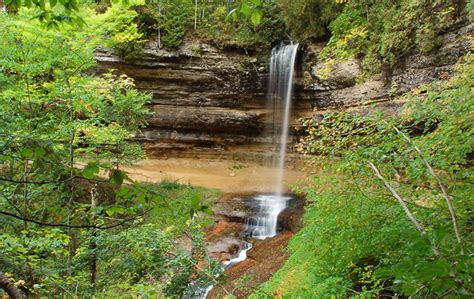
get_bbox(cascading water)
[193,42,299,298]
[244,42,299,240]
[270,42,299,198]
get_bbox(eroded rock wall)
[296,21,473,119]
[96,20,472,161]
[95,39,274,161]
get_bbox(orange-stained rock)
[208,231,294,299]
[206,220,242,241]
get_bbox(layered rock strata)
[95,40,278,161]
[96,20,472,160]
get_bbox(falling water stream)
[244,42,299,239]
[193,42,299,298]
[271,42,299,198]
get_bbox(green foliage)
[95,3,145,58]
[196,0,286,48]
[129,0,286,49]
[261,56,473,297]
[156,0,190,48]
[228,0,264,27]
[129,0,191,49]
[0,8,219,298]
[320,0,467,76]
[4,0,84,27]
[276,0,343,40]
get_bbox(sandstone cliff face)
[96,20,472,161]
[296,21,473,119]
[95,39,272,160]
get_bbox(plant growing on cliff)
[276,0,343,39]
[93,3,146,58]
[320,0,468,77]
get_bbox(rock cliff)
[95,39,272,161]
[296,21,473,118]
[96,20,472,161]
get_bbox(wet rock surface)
[208,231,293,298]
[277,196,305,233]
[204,193,305,298]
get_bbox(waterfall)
[268,42,299,197]
[193,43,299,298]
[244,42,298,240]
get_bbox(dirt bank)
[124,158,309,193]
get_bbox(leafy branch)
[0,208,152,230]
[391,125,464,255]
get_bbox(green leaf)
[34,147,46,157]
[116,186,130,197]
[250,11,262,27]
[201,206,213,215]
[0,155,13,162]
[82,164,100,179]
[190,193,201,208]
[110,169,125,185]
[49,0,57,8]
[240,2,251,16]
[105,206,126,216]
[21,147,33,158]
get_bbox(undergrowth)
[258,55,473,298]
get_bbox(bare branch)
[393,126,464,255]
[0,209,151,230]
[0,176,76,185]
[368,161,441,257]
[0,271,23,299]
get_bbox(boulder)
[278,197,305,233]
[312,58,361,88]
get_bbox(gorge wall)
[95,40,274,162]
[95,20,472,162]
[297,19,473,119]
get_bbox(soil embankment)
[124,158,308,193]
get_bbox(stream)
[190,193,297,299]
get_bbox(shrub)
[261,55,473,297]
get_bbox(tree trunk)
[0,272,23,299]
[89,185,98,289]
[194,0,198,30]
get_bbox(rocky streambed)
[204,192,305,298]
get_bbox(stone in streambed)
[209,231,294,299]
[278,197,305,233]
